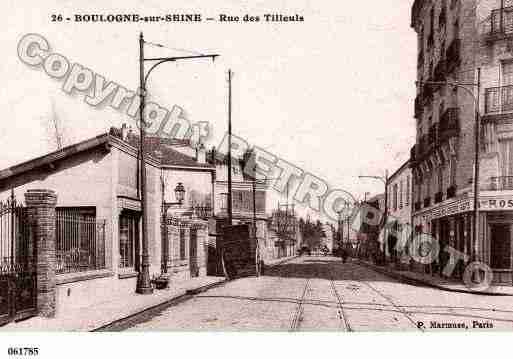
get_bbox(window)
[119,211,139,269]
[430,8,435,33]
[406,176,410,207]
[438,167,444,192]
[56,207,106,274]
[417,178,422,203]
[499,139,513,177]
[426,174,432,198]
[180,228,186,260]
[454,19,459,38]
[503,62,513,86]
[450,155,457,186]
[393,184,398,211]
[399,180,404,209]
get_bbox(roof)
[0,133,110,181]
[388,159,411,182]
[116,129,215,170]
[0,127,215,182]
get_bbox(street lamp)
[416,72,481,266]
[137,32,219,295]
[174,182,186,204]
[160,181,187,275]
[359,172,389,264]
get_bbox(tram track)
[329,277,352,332]
[289,278,311,331]
[360,280,423,331]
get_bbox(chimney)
[196,143,206,164]
[121,123,128,141]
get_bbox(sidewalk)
[264,255,298,268]
[1,276,226,332]
[358,259,513,296]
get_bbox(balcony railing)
[485,85,513,114]
[446,38,461,73]
[439,108,460,141]
[490,6,513,36]
[490,176,513,191]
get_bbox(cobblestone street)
[112,256,513,331]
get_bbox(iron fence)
[0,196,32,274]
[55,211,106,274]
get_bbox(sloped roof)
[0,134,110,181]
[117,129,214,169]
[0,128,214,183]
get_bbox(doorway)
[490,224,511,270]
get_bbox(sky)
[0,0,417,221]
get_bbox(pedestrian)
[341,247,348,263]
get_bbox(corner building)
[411,0,513,283]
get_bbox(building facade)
[411,0,513,283]
[386,160,412,264]
[0,126,216,315]
[355,194,386,261]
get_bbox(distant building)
[387,160,412,264]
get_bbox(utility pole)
[473,68,481,262]
[136,32,219,294]
[252,178,257,239]
[137,32,153,295]
[384,170,389,263]
[227,69,233,226]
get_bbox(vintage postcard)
[0,0,511,357]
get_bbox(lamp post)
[161,182,186,274]
[416,72,481,265]
[359,172,389,264]
[137,32,219,294]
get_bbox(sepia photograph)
[1,0,512,357]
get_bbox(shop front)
[413,194,513,284]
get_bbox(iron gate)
[0,192,37,326]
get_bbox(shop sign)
[415,195,513,222]
[479,197,513,211]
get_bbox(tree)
[42,99,71,150]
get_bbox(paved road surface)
[113,256,513,331]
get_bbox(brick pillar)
[24,189,57,318]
